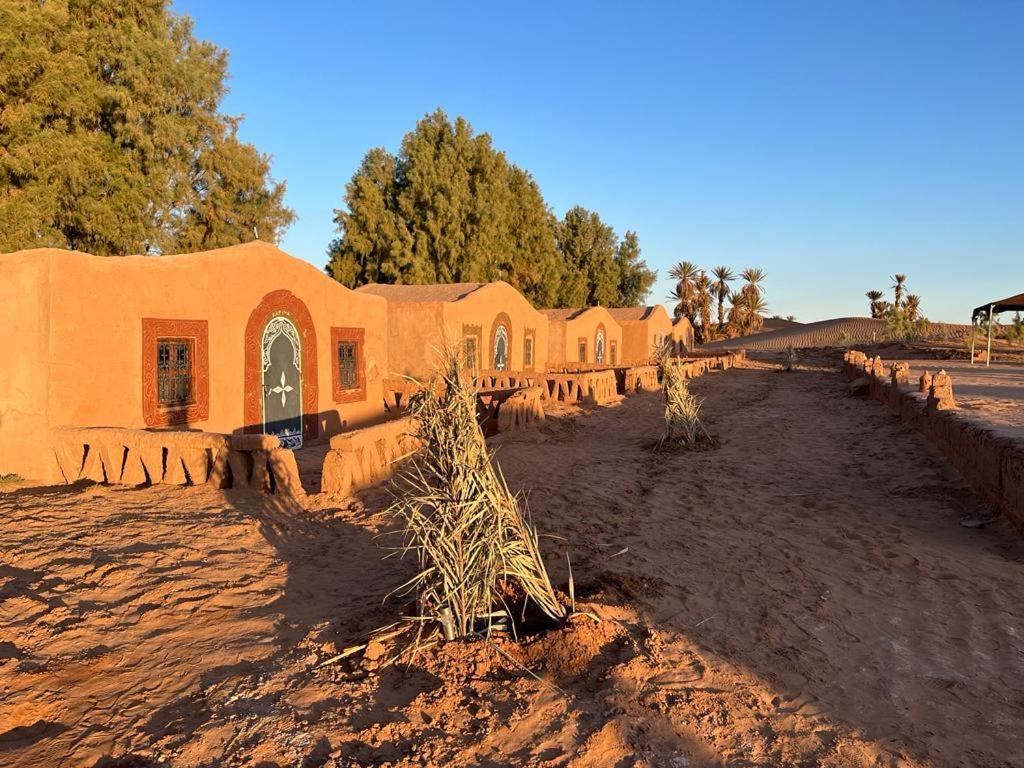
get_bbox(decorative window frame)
[610,340,619,365]
[462,323,482,371]
[331,327,366,403]
[142,318,209,427]
[523,327,536,371]
[577,336,588,363]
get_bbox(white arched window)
[493,324,508,371]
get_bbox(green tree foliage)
[327,110,653,307]
[554,205,619,307]
[614,230,656,307]
[0,0,293,255]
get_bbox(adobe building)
[541,307,624,367]
[0,242,388,483]
[357,281,549,378]
[670,315,695,355]
[606,305,674,364]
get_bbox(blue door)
[262,316,303,448]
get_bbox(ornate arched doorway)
[490,313,512,372]
[261,316,303,448]
[244,290,318,445]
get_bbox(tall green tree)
[328,110,563,304]
[614,230,656,307]
[0,0,293,255]
[327,110,653,308]
[554,206,619,307]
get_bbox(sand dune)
[702,316,972,350]
[758,317,804,333]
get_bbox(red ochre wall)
[0,242,388,483]
[545,307,623,366]
[371,282,550,379]
[618,306,673,364]
[671,316,695,353]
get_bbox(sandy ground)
[3,364,1024,767]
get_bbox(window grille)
[338,341,358,389]
[157,339,193,407]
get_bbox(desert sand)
[700,318,973,350]
[3,362,1024,767]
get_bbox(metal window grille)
[338,341,358,389]
[578,341,587,362]
[524,337,533,367]
[157,339,193,407]
[464,337,477,371]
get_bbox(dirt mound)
[702,316,972,350]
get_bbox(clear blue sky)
[174,0,1022,323]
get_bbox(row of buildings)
[1,242,694,482]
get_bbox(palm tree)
[904,294,921,321]
[746,295,769,333]
[695,271,714,342]
[865,290,884,319]
[667,285,687,319]
[668,261,701,327]
[740,268,767,292]
[711,266,734,330]
[891,274,907,311]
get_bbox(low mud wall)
[477,386,545,435]
[320,416,420,498]
[550,363,659,394]
[539,370,618,405]
[50,427,304,496]
[842,351,1024,533]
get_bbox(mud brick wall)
[50,428,304,496]
[321,417,421,497]
[477,386,545,435]
[539,370,618,405]
[842,351,1024,534]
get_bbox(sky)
[173,0,1023,323]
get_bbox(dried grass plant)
[783,345,798,372]
[387,350,565,656]
[656,346,711,449]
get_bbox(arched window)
[493,324,508,371]
[595,328,606,364]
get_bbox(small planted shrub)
[387,351,564,657]
[656,347,711,449]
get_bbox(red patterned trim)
[142,319,209,427]
[523,327,536,371]
[331,327,367,403]
[243,290,318,438]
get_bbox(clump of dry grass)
[656,348,711,449]
[783,345,798,372]
[387,350,565,656]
